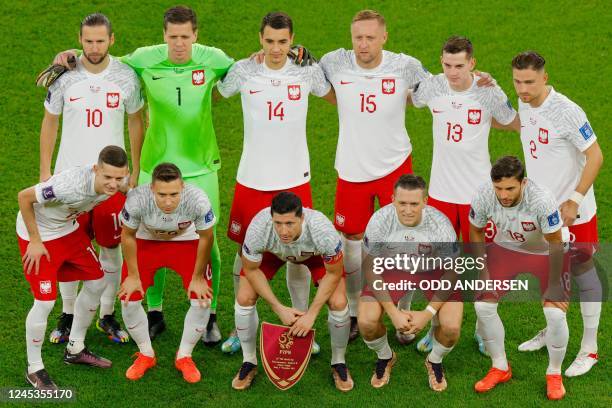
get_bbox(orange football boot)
[474,366,512,393]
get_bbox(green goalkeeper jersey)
[121,44,234,177]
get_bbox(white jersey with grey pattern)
[16,166,109,241]
[217,58,330,190]
[412,74,516,203]
[121,183,216,241]
[45,56,143,173]
[519,87,597,225]
[320,49,430,182]
[470,179,562,254]
[242,208,342,264]
[363,204,458,269]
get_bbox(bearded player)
[42,13,144,346]
[232,192,352,392]
[117,163,215,383]
[17,146,129,389]
[470,156,570,400]
[509,52,603,378]
[359,174,462,392]
[216,12,335,354]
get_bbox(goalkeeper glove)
[35,55,76,88]
[288,45,317,67]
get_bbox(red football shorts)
[78,192,126,248]
[429,196,496,243]
[568,215,598,264]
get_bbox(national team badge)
[538,128,549,144]
[288,85,301,100]
[381,78,396,94]
[192,70,205,85]
[521,221,536,232]
[260,322,314,390]
[106,92,120,108]
[178,221,192,229]
[467,109,482,124]
[335,213,345,227]
[39,280,52,294]
[230,221,242,235]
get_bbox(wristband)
[569,191,584,206]
[425,305,437,316]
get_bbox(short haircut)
[271,192,303,217]
[80,13,112,36]
[164,5,197,31]
[511,51,546,71]
[394,174,427,193]
[442,36,473,59]
[352,9,386,27]
[98,145,128,168]
[260,12,293,34]
[152,163,182,183]
[491,156,525,182]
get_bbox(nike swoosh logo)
[249,90,263,94]
[69,97,83,102]
[334,324,348,328]
[113,234,122,239]
[195,328,204,333]
[32,339,42,343]
[152,76,164,80]
[340,81,353,85]
[88,308,97,312]
[128,325,138,330]
[432,109,444,113]
[236,327,248,331]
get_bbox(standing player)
[232,192,352,392]
[17,146,129,389]
[470,156,569,400]
[216,12,335,353]
[42,13,144,345]
[359,175,462,391]
[117,163,215,383]
[319,11,492,339]
[409,36,517,353]
[509,52,603,377]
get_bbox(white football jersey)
[469,179,562,254]
[518,87,597,225]
[217,58,330,190]
[242,208,342,264]
[121,184,216,241]
[412,74,516,203]
[44,57,143,173]
[320,49,430,182]
[16,166,109,241]
[363,204,457,266]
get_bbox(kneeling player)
[117,163,215,383]
[359,175,462,391]
[470,156,569,400]
[233,192,352,391]
[17,146,129,389]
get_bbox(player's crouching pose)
[117,163,215,383]
[233,192,352,391]
[359,175,462,392]
[470,156,569,400]
[17,146,129,389]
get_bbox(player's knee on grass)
[358,299,383,339]
[327,287,348,311]
[236,278,258,307]
[436,322,461,346]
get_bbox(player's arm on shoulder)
[492,115,520,132]
[216,61,245,98]
[40,109,60,182]
[127,110,144,188]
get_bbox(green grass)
[0,0,610,406]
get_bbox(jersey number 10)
[86,109,103,128]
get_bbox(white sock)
[99,246,122,317]
[59,281,79,315]
[177,300,211,359]
[543,307,568,375]
[575,268,601,353]
[287,263,310,312]
[364,333,393,360]
[427,333,454,364]
[343,237,362,318]
[235,302,258,364]
[26,299,55,374]
[233,253,242,299]
[397,290,414,312]
[328,306,350,365]
[67,278,105,354]
[475,301,508,370]
[121,300,154,357]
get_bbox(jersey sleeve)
[559,106,597,152]
[310,212,343,264]
[192,44,234,79]
[120,190,142,230]
[216,60,248,98]
[242,210,268,263]
[124,72,144,114]
[411,76,434,108]
[362,210,387,257]
[398,54,431,87]
[192,191,216,231]
[308,64,332,97]
[536,192,563,234]
[469,184,491,228]
[43,80,64,115]
[120,45,167,76]
[34,171,75,204]
[483,84,516,126]
[319,49,343,79]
